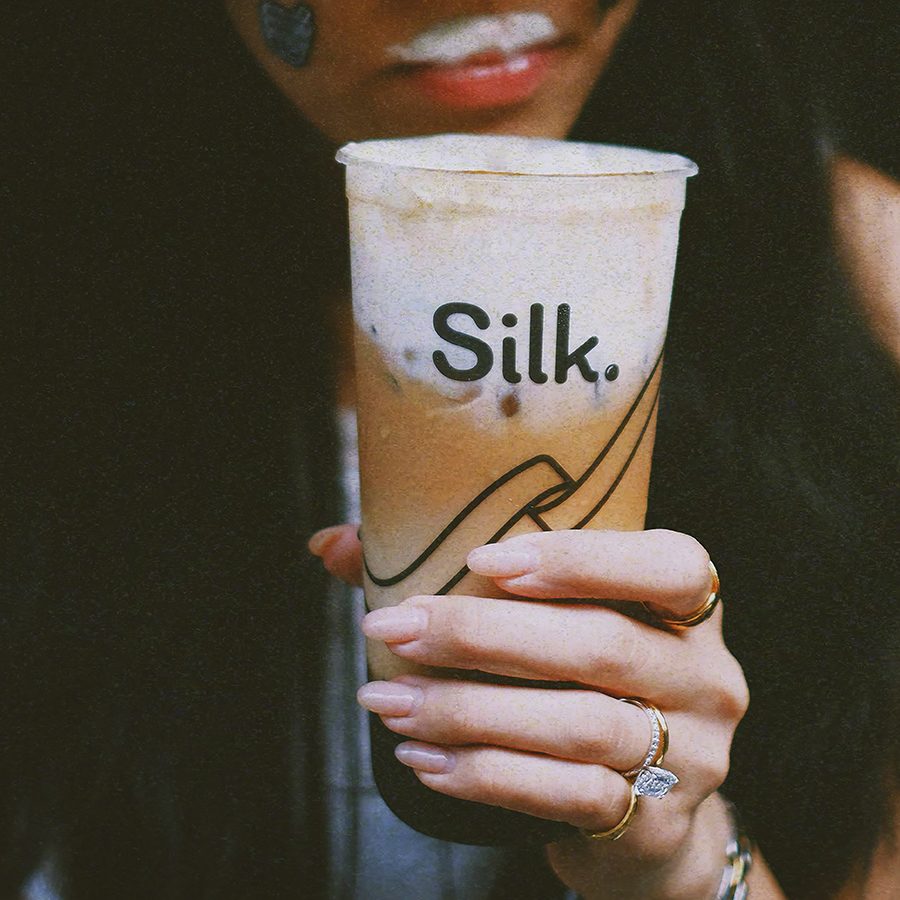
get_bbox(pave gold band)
[620,698,669,777]
[646,560,721,629]
[580,784,639,841]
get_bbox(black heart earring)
[258,0,316,68]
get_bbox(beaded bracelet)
[715,799,753,899]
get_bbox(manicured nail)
[308,526,344,557]
[357,681,424,716]
[395,742,455,774]
[362,605,428,642]
[467,542,538,577]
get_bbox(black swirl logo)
[363,347,664,596]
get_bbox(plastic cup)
[337,134,696,844]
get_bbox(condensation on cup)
[337,134,697,843]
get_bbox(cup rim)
[336,134,698,180]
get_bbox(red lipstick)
[407,47,558,110]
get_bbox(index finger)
[466,529,714,619]
[309,524,363,586]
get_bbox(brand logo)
[364,347,664,595]
[432,302,609,384]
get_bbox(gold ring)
[645,560,721,629]
[620,698,669,776]
[580,784,639,841]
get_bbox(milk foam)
[387,13,559,65]
[339,136,695,429]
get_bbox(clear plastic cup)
[337,134,696,844]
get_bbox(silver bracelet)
[715,799,753,899]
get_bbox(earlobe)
[258,0,316,68]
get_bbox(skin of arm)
[830,154,900,366]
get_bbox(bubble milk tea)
[337,135,696,844]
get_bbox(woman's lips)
[401,46,560,110]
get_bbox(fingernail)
[395,742,455,774]
[467,542,537,577]
[308,526,344,557]
[362,605,428,642]
[357,681,424,716]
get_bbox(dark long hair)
[4,4,344,897]
[3,2,897,899]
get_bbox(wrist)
[549,793,734,900]
[646,794,733,900]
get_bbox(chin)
[361,101,577,143]
[470,109,575,140]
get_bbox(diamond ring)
[620,697,679,799]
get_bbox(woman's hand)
[310,526,750,899]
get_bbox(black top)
[4,2,898,898]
